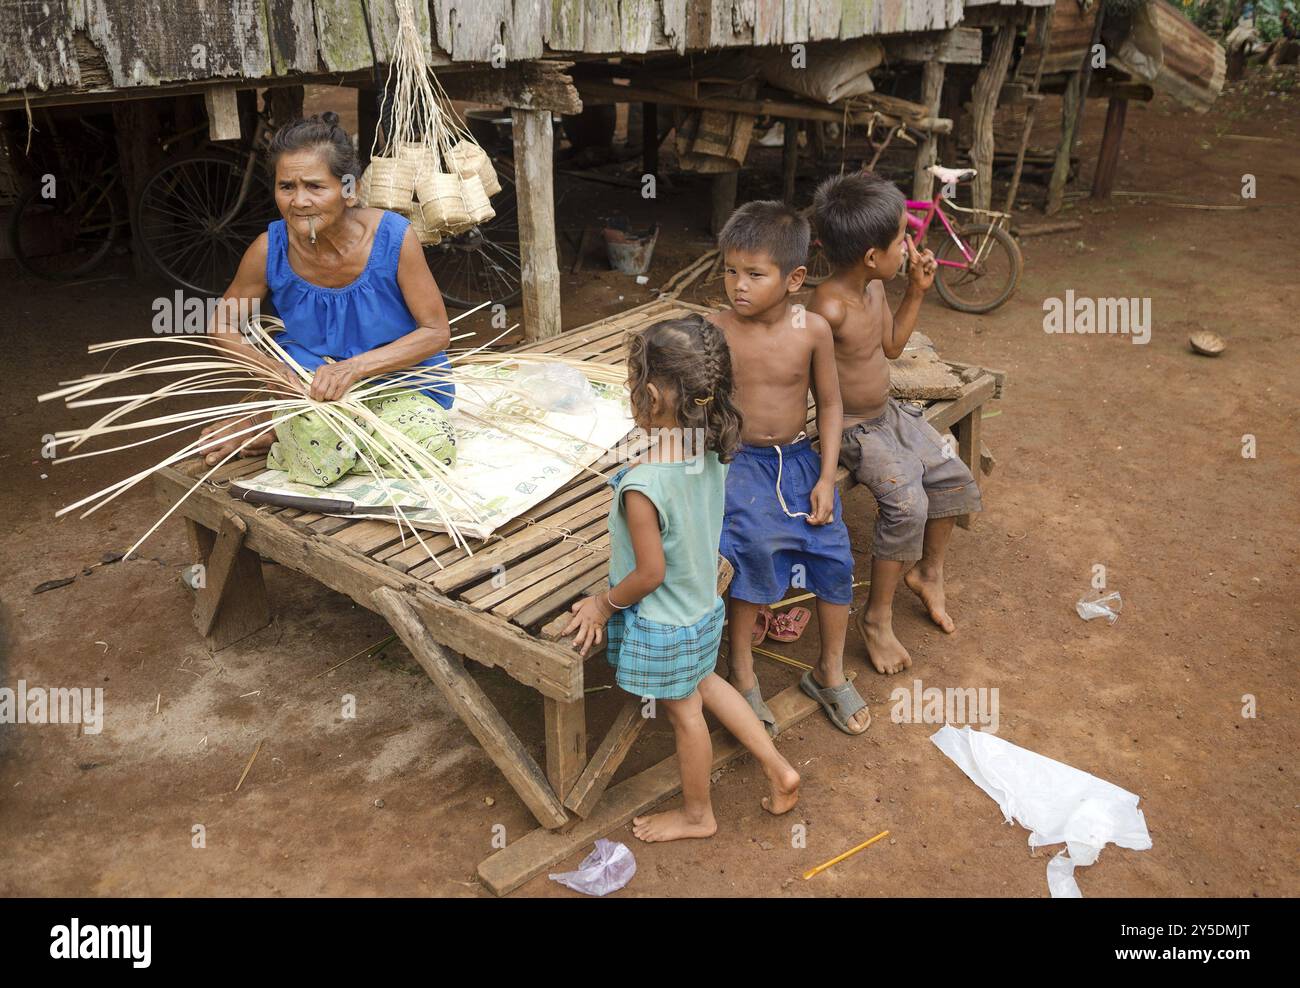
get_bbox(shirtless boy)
[709,201,870,736]
[809,172,982,675]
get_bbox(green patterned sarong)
[266,390,457,487]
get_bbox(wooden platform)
[153,296,999,895]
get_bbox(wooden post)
[186,515,271,651]
[710,170,738,236]
[1090,97,1128,200]
[1048,3,1106,215]
[1004,10,1052,213]
[912,62,946,201]
[112,97,163,278]
[204,84,242,141]
[511,108,562,340]
[543,696,587,801]
[267,85,305,128]
[954,410,983,531]
[969,23,1017,213]
[781,118,799,204]
[641,101,659,178]
[938,75,962,168]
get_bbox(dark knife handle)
[229,485,354,514]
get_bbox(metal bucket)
[603,220,659,275]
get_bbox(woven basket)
[461,173,495,225]
[415,171,472,232]
[364,157,418,212]
[447,140,501,197]
[408,203,442,245]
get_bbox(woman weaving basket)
[200,112,458,487]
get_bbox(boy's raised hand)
[905,234,937,292]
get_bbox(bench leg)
[543,696,587,803]
[372,587,569,830]
[563,697,647,818]
[954,409,982,531]
[187,514,271,651]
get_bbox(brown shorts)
[840,397,982,562]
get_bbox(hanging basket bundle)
[366,0,498,234]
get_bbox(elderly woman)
[201,111,456,485]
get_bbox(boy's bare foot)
[632,808,717,843]
[905,566,955,633]
[857,610,913,675]
[761,763,801,815]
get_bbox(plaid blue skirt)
[606,597,725,700]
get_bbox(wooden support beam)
[563,698,648,817]
[511,108,562,340]
[641,101,659,178]
[969,24,1017,213]
[781,118,799,204]
[543,696,587,802]
[435,61,582,115]
[884,28,983,65]
[1090,97,1128,201]
[187,514,271,651]
[478,676,831,895]
[955,407,983,531]
[711,170,738,236]
[1047,3,1106,215]
[372,587,569,830]
[1005,9,1053,213]
[913,62,946,201]
[203,84,242,141]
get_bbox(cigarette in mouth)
[308,216,317,244]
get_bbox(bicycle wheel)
[7,175,123,280]
[804,239,833,286]
[424,158,522,309]
[135,150,278,295]
[933,222,1022,314]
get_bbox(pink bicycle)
[807,165,1023,314]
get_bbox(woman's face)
[274,148,351,240]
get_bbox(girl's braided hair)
[626,314,743,462]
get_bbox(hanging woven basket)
[407,201,443,245]
[447,140,501,197]
[363,157,418,212]
[415,171,472,232]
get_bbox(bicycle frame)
[906,197,976,269]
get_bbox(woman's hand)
[308,359,361,402]
[200,411,275,466]
[563,593,614,658]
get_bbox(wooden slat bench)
[153,296,1000,895]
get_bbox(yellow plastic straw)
[772,580,870,610]
[802,830,890,880]
[751,644,812,672]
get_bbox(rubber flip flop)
[751,605,773,646]
[767,606,812,643]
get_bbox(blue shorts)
[719,437,854,606]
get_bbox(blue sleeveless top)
[264,210,454,408]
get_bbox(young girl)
[564,314,800,843]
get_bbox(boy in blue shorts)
[708,201,870,736]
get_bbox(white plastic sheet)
[548,839,637,896]
[930,725,1151,897]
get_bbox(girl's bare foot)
[761,763,801,815]
[905,566,955,633]
[632,808,717,843]
[856,609,913,675]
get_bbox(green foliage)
[1179,0,1298,40]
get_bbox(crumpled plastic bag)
[930,725,1151,897]
[515,363,596,416]
[548,839,636,896]
[1076,590,1122,625]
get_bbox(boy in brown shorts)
[808,172,982,675]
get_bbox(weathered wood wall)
[2,0,1002,98]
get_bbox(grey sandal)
[799,671,871,735]
[740,685,779,738]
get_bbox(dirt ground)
[1,72,1296,899]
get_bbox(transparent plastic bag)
[548,839,636,896]
[515,363,596,415]
[1076,591,1122,625]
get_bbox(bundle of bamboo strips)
[40,306,625,567]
